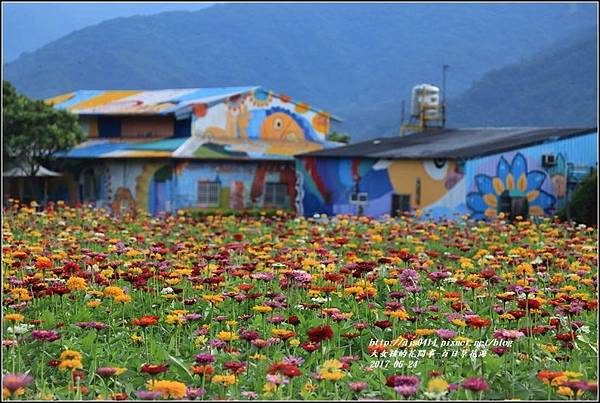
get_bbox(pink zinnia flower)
[349,381,368,392]
[3,373,33,393]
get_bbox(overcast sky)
[2,2,214,63]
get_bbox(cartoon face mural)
[466,152,556,219]
[296,157,464,217]
[387,159,463,209]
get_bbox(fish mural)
[191,89,336,157]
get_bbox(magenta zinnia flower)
[31,329,60,342]
[76,321,107,330]
[135,390,163,400]
[463,377,489,392]
[186,387,205,400]
[399,269,419,287]
[493,329,525,340]
[393,375,420,397]
[194,353,215,364]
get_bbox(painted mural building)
[42,86,341,214]
[296,127,597,220]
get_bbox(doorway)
[391,194,411,217]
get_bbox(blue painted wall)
[296,132,598,219]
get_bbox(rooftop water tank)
[410,84,441,119]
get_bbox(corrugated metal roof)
[47,87,259,115]
[127,138,189,151]
[55,139,177,159]
[45,86,342,121]
[299,127,597,159]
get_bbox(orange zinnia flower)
[190,365,213,380]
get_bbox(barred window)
[197,181,220,206]
[264,183,287,207]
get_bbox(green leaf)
[168,353,193,381]
[81,331,96,351]
[483,354,502,375]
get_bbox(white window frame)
[197,181,221,207]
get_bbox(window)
[197,181,220,206]
[350,192,368,204]
[264,183,287,207]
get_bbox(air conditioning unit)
[542,154,556,167]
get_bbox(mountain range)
[341,28,598,141]
[3,3,597,141]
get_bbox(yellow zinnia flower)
[11,288,31,301]
[114,294,132,304]
[146,380,188,399]
[59,359,83,371]
[427,378,449,393]
[66,276,87,291]
[201,294,224,304]
[4,313,24,322]
[87,300,101,308]
[103,286,124,297]
[211,375,237,386]
[252,305,272,313]
[60,350,82,361]
[216,331,238,342]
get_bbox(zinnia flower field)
[2,201,598,400]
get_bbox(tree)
[560,169,597,227]
[326,131,351,144]
[3,80,84,176]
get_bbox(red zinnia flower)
[507,310,526,319]
[140,363,169,375]
[301,342,320,352]
[307,325,333,343]
[518,299,541,310]
[451,302,468,312]
[374,320,392,329]
[110,392,128,400]
[467,317,490,329]
[556,332,576,342]
[223,361,246,374]
[268,363,289,375]
[282,365,302,378]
